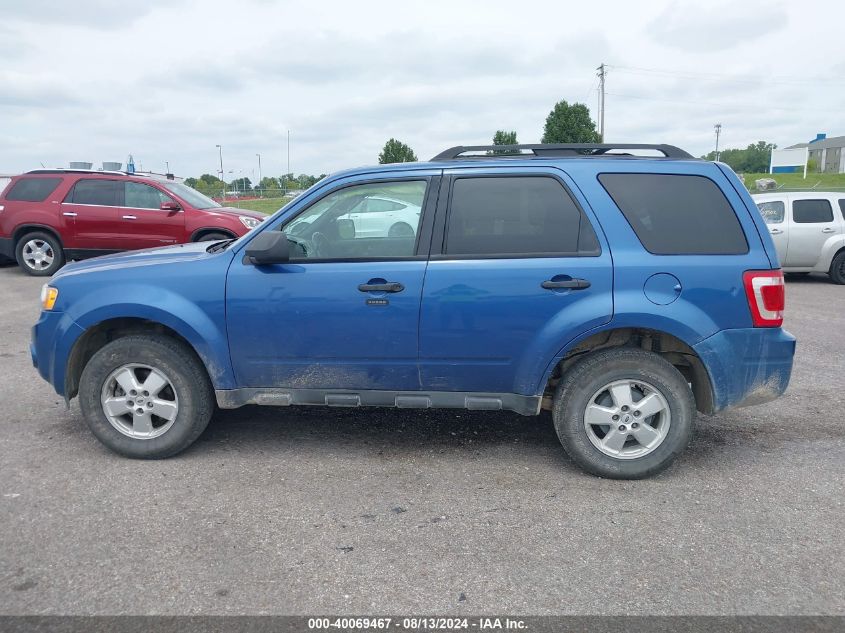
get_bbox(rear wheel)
[78,335,214,458]
[15,231,64,276]
[388,222,415,238]
[829,251,845,284]
[196,232,232,243]
[552,348,694,479]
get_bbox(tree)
[490,130,519,155]
[199,173,220,185]
[701,141,776,173]
[229,177,252,192]
[541,100,600,144]
[184,177,199,188]
[379,138,417,164]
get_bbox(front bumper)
[31,310,85,397]
[693,327,796,412]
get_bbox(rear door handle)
[62,212,77,217]
[123,215,137,220]
[822,227,835,233]
[542,278,591,290]
[358,281,404,293]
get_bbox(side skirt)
[215,388,542,416]
[65,248,122,260]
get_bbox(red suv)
[0,170,265,276]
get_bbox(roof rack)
[431,143,694,161]
[26,168,178,180]
[27,168,129,176]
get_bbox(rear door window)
[793,199,833,223]
[125,182,172,209]
[444,176,598,256]
[757,201,785,225]
[4,177,62,202]
[598,173,748,255]
[69,179,124,206]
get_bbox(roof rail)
[25,168,178,180]
[27,168,130,176]
[431,143,694,161]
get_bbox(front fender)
[66,286,235,390]
[819,236,845,272]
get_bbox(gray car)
[753,191,845,284]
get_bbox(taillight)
[743,270,785,327]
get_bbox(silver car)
[753,191,845,284]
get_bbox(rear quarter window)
[4,177,62,202]
[598,173,748,255]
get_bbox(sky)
[1,0,843,180]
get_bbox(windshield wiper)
[206,238,236,253]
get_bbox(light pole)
[286,130,290,195]
[216,144,225,201]
[256,153,262,197]
[714,123,722,162]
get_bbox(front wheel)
[829,251,845,285]
[196,232,232,243]
[552,348,694,479]
[78,335,214,458]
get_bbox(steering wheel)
[310,231,330,258]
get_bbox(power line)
[609,64,827,87]
[604,91,839,114]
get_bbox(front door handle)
[769,228,783,235]
[542,278,591,290]
[822,227,835,233]
[123,215,137,220]
[358,281,404,293]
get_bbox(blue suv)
[31,144,796,478]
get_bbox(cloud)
[0,0,183,29]
[648,1,788,52]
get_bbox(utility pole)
[256,153,262,197]
[596,63,606,142]
[216,144,225,201]
[286,130,291,195]
[714,123,722,161]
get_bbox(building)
[785,133,845,174]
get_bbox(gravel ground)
[0,265,842,615]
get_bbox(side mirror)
[160,201,182,212]
[336,218,355,240]
[245,231,290,265]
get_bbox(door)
[418,169,613,395]
[121,181,185,249]
[62,179,127,251]
[787,197,839,267]
[226,175,439,391]
[756,199,788,266]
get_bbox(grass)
[223,196,294,215]
[741,172,845,192]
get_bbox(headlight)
[40,284,58,310]
[239,216,262,229]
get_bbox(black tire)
[552,347,694,479]
[195,232,232,242]
[829,251,845,285]
[15,231,64,276]
[78,334,214,459]
[388,222,415,238]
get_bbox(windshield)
[162,182,221,210]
